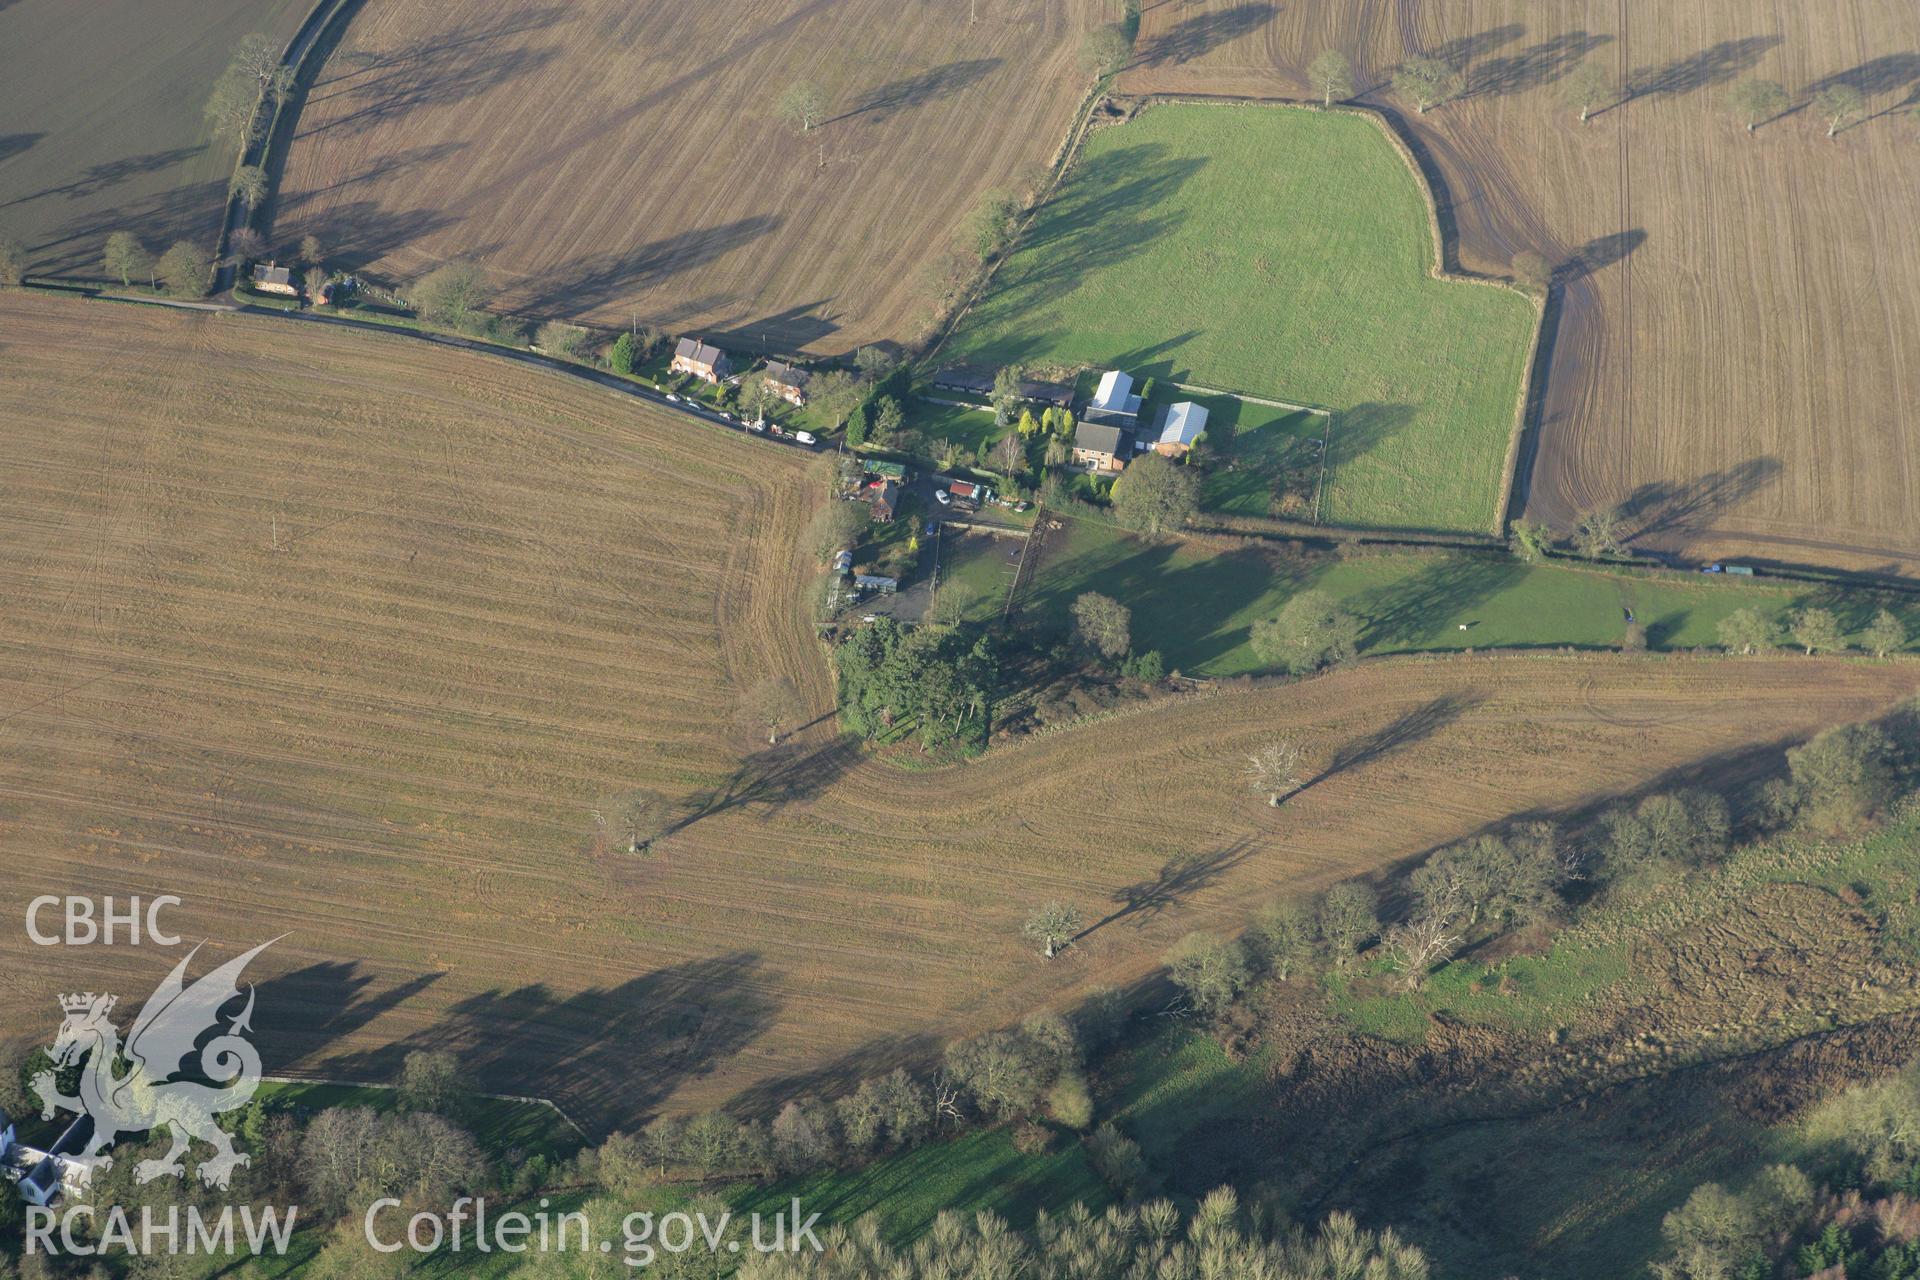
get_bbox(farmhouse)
[1153,401,1208,457]
[1073,421,1134,473]
[670,338,731,383]
[1085,370,1143,422]
[250,263,298,296]
[0,1109,93,1207]
[762,360,809,406]
[870,480,900,522]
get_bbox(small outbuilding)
[671,338,732,383]
[870,480,900,523]
[1153,401,1209,457]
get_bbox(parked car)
[934,490,952,506]
[794,431,816,445]
[746,419,766,433]
[665,393,680,403]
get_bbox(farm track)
[2,291,1914,1131]
[1117,0,1920,577]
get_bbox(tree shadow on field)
[1325,401,1416,475]
[262,195,465,273]
[516,215,784,316]
[1466,32,1615,98]
[1804,54,1920,102]
[1430,24,1525,75]
[724,1031,942,1119]
[1352,555,1528,650]
[311,954,779,1134]
[1134,2,1275,69]
[298,7,569,140]
[666,738,862,837]
[252,961,445,1067]
[832,58,1002,126]
[1618,457,1781,541]
[709,299,840,354]
[0,131,45,168]
[1626,36,1782,101]
[1077,839,1259,941]
[22,177,228,276]
[1293,691,1486,798]
[1004,143,1205,295]
[0,145,206,211]
[1554,229,1645,283]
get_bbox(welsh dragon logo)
[32,940,277,1190]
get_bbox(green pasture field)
[946,104,1536,533]
[1019,514,1915,675]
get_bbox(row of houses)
[669,339,810,407]
[1072,369,1209,473]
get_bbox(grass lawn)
[906,396,1004,456]
[941,529,1026,619]
[1022,514,1915,675]
[946,104,1536,533]
[731,1128,1108,1244]
[254,1081,583,1164]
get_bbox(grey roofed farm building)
[1154,400,1209,455]
[930,366,1074,406]
[1086,369,1143,421]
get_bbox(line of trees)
[737,1189,1430,1280]
[1165,705,1916,1024]
[1303,41,1890,142]
[604,1000,1125,1190]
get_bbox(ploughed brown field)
[0,0,307,276]
[1117,0,1920,576]
[0,292,1912,1132]
[271,0,1099,354]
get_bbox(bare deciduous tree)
[1511,250,1552,292]
[1245,738,1307,806]
[1394,57,1461,114]
[1863,608,1906,659]
[1309,49,1354,107]
[1381,911,1460,991]
[1560,60,1615,123]
[1023,901,1084,959]
[1572,506,1626,559]
[1726,78,1788,133]
[741,676,803,745]
[1071,592,1130,660]
[614,789,671,855]
[298,232,325,267]
[229,164,268,211]
[226,226,266,264]
[776,81,828,134]
[103,231,147,286]
[1814,83,1866,138]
